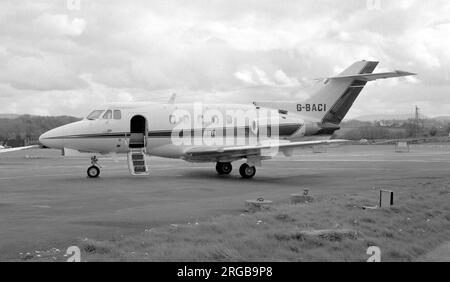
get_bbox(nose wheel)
[87,156,101,178]
[239,163,256,179]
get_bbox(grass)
[25,178,449,262]
[69,178,450,262]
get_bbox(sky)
[0,0,449,119]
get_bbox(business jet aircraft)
[39,61,415,179]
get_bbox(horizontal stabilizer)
[328,70,416,82]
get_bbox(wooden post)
[379,190,394,208]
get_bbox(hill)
[0,114,21,119]
[432,116,450,122]
[351,113,429,122]
[0,115,81,146]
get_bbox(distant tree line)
[337,120,450,141]
[0,115,81,147]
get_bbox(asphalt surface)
[1,145,450,260]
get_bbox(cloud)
[34,14,86,36]
[274,70,300,87]
[235,69,256,85]
[0,0,449,118]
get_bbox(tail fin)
[254,60,415,125]
[306,60,378,124]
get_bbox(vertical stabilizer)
[304,61,378,124]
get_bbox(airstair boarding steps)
[127,148,149,175]
[129,133,145,148]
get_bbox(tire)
[216,162,232,175]
[87,166,100,178]
[239,163,256,179]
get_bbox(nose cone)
[39,127,64,149]
[39,121,88,150]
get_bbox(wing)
[185,139,348,158]
[0,145,39,154]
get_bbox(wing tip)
[395,70,417,76]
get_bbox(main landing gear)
[215,162,256,179]
[87,156,101,178]
[239,163,256,179]
[216,162,232,175]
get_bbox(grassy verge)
[72,179,449,262]
[22,179,448,262]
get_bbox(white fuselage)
[39,102,325,162]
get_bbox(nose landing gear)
[87,156,101,178]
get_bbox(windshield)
[86,110,104,120]
[102,110,112,119]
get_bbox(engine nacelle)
[304,122,340,136]
[281,115,305,140]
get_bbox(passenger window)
[226,115,233,124]
[113,110,122,120]
[103,110,112,119]
[211,115,219,124]
[169,114,177,124]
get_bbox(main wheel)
[87,165,100,178]
[216,162,232,175]
[239,163,256,179]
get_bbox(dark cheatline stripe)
[43,124,301,140]
[148,130,172,137]
[153,124,301,138]
[45,132,129,139]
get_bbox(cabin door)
[129,115,147,149]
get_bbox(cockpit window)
[87,110,104,120]
[113,110,122,120]
[103,110,113,119]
